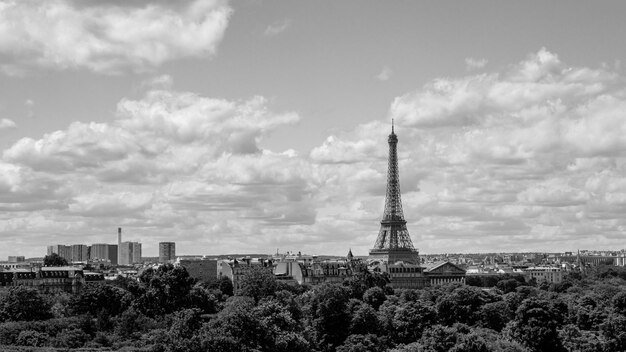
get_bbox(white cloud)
[465,57,487,70]
[5,48,626,257]
[0,118,16,130]
[375,66,392,81]
[264,19,292,37]
[140,74,174,90]
[0,88,315,257]
[312,48,626,253]
[0,0,232,74]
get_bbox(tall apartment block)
[90,243,119,265]
[70,244,89,262]
[119,241,142,265]
[47,245,72,262]
[159,242,176,263]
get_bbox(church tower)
[369,121,421,265]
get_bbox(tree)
[391,300,438,344]
[559,324,603,352]
[363,286,386,310]
[237,266,277,302]
[611,290,626,316]
[505,297,566,352]
[43,253,68,267]
[436,285,499,326]
[200,296,270,352]
[187,286,219,314]
[135,264,196,316]
[343,271,389,299]
[600,313,626,351]
[337,334,385,352]
[479,301,512,331]
[301,283,351,350]
[53,328,90,349]
[349,302,379,336]
[200,275,234,296]
[16,330,49,347]
[0,286,52,322]
[69,284,132,317]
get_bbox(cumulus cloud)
[375,66,393,81]
[0,88,315,256]
[5,48,626,257]
[264,18,292,36]
[0,0,232,74]
[310,48,626,253]
[0,118,16,130]
[465,57,487,70]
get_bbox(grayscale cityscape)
[0,1,625,351]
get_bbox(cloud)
[375,66,393,81]
[0,118,16,130]
[0,0,232,74]
[140,74,174,90]
[465,57,487,70]
[311,48,626,253]
[0,87,316,257]
[5,48,626,258]
[264,19,292,37]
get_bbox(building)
[159,242,176,263]
[523,266,563,284]
[47,245,72,262]
[177,257,217,282]
[274,251,365,286]
[70,244,89,262]
[0,261,31,271]
[90,243,119,265]
[132,242,142,263]
[220,258,273,293]
[424,261,467,285]
[0,267,104,293]
[119,241,142,265]
[8,256,25,263]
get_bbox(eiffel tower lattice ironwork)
[370,121,417,261]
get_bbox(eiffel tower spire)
[370,122,418,262]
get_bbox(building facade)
[177,258,217,282]
[523,266,563,284]
[89,243,119,265]
[119,241,142,265]
[8,256,25,263]
[70,244,89,262]
[47,245,72,262]
[159,242,176,263]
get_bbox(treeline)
[1,264,626,351]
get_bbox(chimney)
[118,227,122,245]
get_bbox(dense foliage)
[1,264,626,351]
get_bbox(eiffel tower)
[369,121,420,264]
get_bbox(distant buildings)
[47,244,72,262]
[46,228,139,266]
[1,266,104,293]
[177,257,217,282]
[523,266,563,284]
[119,241,142,265]
[90,243,118,265]
[159,242,176,263]
[8,256,25,263]
[71,244,89,262]
[272,251,362,286]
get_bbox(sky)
[1,0,626,259]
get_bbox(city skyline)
[2,1,626,258]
